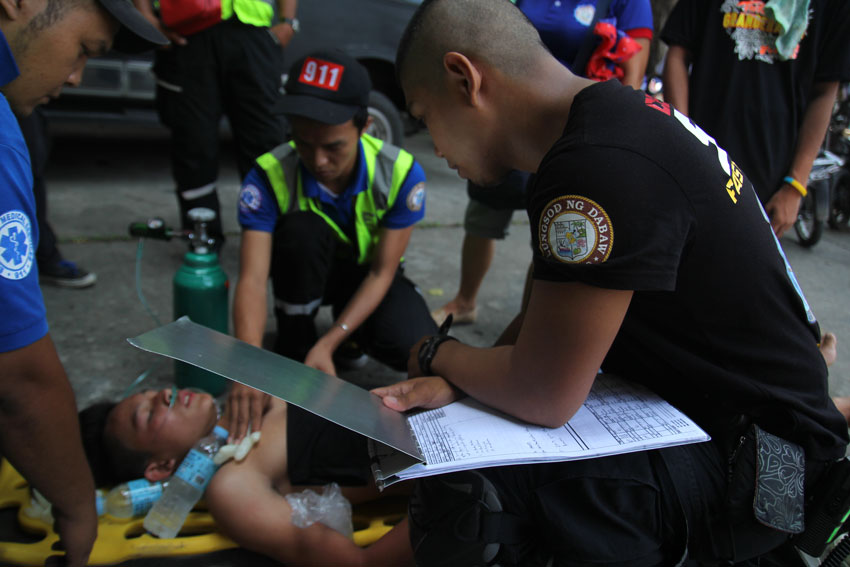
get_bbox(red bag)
[159,0,222,37]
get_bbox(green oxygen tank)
[173,208,228,396]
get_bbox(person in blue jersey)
[0,1,166,565]
[225,51,438,441]
[516,0,653,88]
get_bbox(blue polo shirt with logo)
[0,28,48,353]
[238,139,427,240]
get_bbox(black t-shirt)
[528,80,847,460]
[660,0,850,202]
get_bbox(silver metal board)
[128,317,422,460]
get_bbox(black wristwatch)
[280,17,300,32]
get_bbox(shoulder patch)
[239,184,263,214]
[406,181,426,212]
[538,195,613,264]
[0,210,34,280]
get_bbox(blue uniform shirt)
[238,139,427,237]
[0,29,48,352]
[517,0,653,70]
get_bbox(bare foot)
[430,298,478,326]
[821,332,838,367]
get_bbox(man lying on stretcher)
[79,389,412,566]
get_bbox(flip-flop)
[430,306,478,326]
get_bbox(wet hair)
[79,401,151,486]
[396,0,547,91]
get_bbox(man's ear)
[144,458,177,482]
[443,51,483,107]
[0,0,21,22]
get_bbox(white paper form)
[379,375,710,484]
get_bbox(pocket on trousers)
[752,425,805,534]
[719,424,801,562]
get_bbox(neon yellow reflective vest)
[256,134,416,265]
[221,0,276,27]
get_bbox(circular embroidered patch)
[0,210,34,280]
[538,195,613,264]
[406,181,426,212]
[238,184,263,213]
[574,4,596,26]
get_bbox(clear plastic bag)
[285,483,353,538]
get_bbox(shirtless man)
[83,388,412,566]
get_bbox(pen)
[438,313,453,336]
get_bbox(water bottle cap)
[213,425,229,440]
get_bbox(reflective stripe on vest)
[221,0,275,26]
[257,134,415,265]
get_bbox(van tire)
[367,90,404,146]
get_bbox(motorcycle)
[794,82,850,247]
[794,149,846,247]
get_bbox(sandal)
[430,306,478,326]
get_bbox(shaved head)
[397,0,583,186]
[396,0,548,90]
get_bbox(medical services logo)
[239,184,263,214]
[0,210,34,280]
[407,182,426,212]
[538,195,612,264]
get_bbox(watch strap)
[280,16,299,32]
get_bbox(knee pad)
[409,471,529,567]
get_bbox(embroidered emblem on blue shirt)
[0,210,34,280]
[407,181,426,212]
[239,184,263,214]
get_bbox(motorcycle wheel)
[794,189,824,247]
[828,168,850,229]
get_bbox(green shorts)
[464,198,517,239]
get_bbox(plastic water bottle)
[94,489,105,517]
[143,425,228,538]
[102,479,166,519]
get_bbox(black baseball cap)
[97,0,169,54]
[282,50,372,125]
